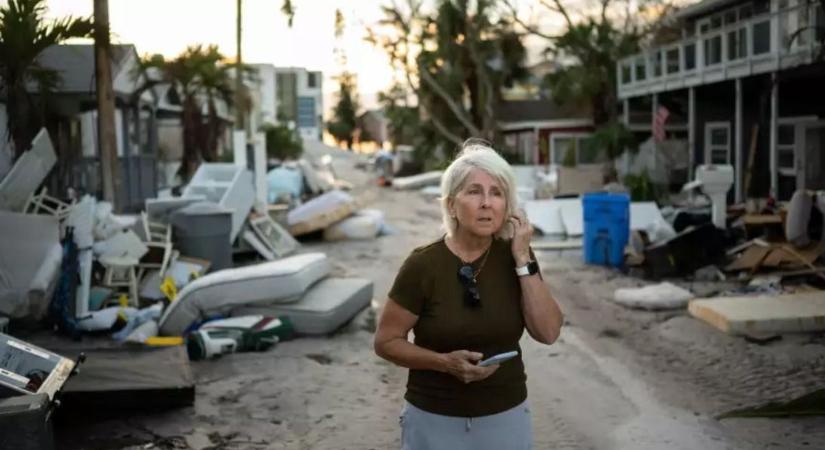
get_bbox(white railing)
[618,2,824,98]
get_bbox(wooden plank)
[724,246,772,271]
[689,292,825,335]
[532,239,583,250]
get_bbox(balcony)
[617,2,824,99]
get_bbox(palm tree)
[142,45,238,180]
[0,0,92,159]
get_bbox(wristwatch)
[515,261,539,277]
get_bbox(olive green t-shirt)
[388,237,533,417]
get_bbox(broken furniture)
[0,212,63,319]
[137,212,173,278]
[98,256,140,307]
[23,187,74,221]
[158,252,331,336]
[246,213,300,259]
[694,165,734,229]
[181,163,255,243]
[0,129,56,212]
[232,277,373,335]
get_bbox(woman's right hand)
[442,350,499,383]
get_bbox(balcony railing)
[618,2,824,98]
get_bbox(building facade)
[254,65,323,141]
[618,0,825,201]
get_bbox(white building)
[253,64,323,141]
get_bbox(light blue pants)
[400,400,533,450]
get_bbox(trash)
[0,393,55,450]
[0,129,56,212]
[231,277,373,335]
[182,163,256,243]
[171,202,233,271]
[158,253,331,336]
[124,320,159,343]
[323,211,383,241]
[392,171,443,190]
[786,190,824,247]
[266,164,304,201]
[694,265,726,282]
[613,282,694,310]
[688,291,825,335]
[59,346,194,411]
[524,200,565,236]
[248,213,300,257]
[112,302,164,341]
[92,230,148,260]
[0,332,76,400]
[287,190,375,236]
[76,306,136,332]
[198,314,294,353]
[643,224,726,279]
[0,212,62,319]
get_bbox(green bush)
[262,124,303,161]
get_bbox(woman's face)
[449,168,507,238]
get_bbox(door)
[801,122,825,190]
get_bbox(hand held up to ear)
[442,350,499,384]
[509,209,533,266]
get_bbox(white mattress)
[231,277,373,335]
[158,252,330,336]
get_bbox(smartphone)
[477,351,519,367]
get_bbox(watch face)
[528,261,539,275]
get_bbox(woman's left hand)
[509,208,532,266]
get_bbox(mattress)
[231,277,373,335]
[158,252,330,336]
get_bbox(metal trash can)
[171,202,233,271]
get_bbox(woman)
[374,140,564,449]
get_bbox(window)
[727,28,747,60]
[635,57,646,81]
[705,122,731,164]
[297,97,316,128]
[777,124,796,171]
[551,135,601,166]
[650,52,663,77]
[621,63,632,84]
[684,43,697,70]
[307,72,318,89]
[666,48,680,74]
[704,35,723,65]
[752,20,772,54]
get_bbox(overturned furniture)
[181,163,255,243]
[158,253,331,336]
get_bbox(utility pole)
[93,0,120,209]
[235,0,245,133]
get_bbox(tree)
[142,45,236,180]
[327,71,359,150]
[262,122,303,161]
[378,82,419,148]
[0,0,92,159]
[368,0,529,167]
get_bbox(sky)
[42,1,575,116]
[45,0,399,115]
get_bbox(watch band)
[515,261,536,276]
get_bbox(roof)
[34,44,138,94]
[674,0,742,20]
[496,99,592,123]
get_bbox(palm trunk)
[94,0,121,210]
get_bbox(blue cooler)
[583,193,630,267]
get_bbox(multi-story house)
[618,0,824,202]
[254,64,323,141]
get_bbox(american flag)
[653,105,670,142]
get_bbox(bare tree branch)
[502,0,558,40]
[427,105,465,146]
[541,0,574,28]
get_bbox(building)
[1,44,160,211]
[617,0,825,201]
[254,64,323,141]
[498,100,595,166]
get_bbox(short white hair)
[440,139,518,239]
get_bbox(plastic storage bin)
[583,193,630,267]
[171,203,233,271]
